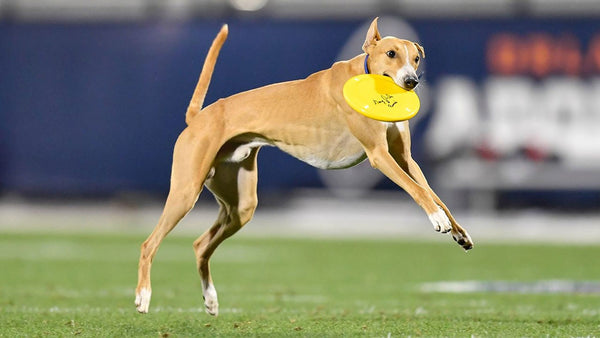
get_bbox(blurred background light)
[229,0,268,12]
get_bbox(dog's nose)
[404,76,419,90]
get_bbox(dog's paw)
[135,287,151,313]
[428,207,452,233]
[451,228,474,251]
[203,284,219,316]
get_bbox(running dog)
[135,18,473,316]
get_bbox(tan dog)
[135,18,473,316]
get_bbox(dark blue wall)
[0,20,357,195]
[1,18,599,198]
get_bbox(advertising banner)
[1,18,599,201]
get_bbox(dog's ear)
[413,42,426,58]
[362,17,381,54]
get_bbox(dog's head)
[362,18,425,91]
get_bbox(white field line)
[420,280,600,294]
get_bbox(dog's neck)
[364,54,370,74]
[331,54,371,81]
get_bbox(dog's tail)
[185,24,228,125]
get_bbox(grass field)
[1,231,599,336]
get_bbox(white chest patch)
[382,121,407,133]
[395,121,406,132]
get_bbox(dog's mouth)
[382,73,400,86]
[383,73,411,91]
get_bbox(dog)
[135,18,473,316]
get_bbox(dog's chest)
[302,145,367,169]
[273,128,367,170]
[270,121,406,170]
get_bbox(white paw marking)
[203,283,219,316]
[428,207,452,233]
[135,288,151,313]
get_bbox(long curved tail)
[185,24,228,125]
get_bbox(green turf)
[1,231,599,337]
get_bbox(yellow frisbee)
[343,74,420,122]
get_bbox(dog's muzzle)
[403,76,419,90]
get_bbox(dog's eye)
[415,56,420,63]
[386,50,396,58]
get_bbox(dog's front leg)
[386,124,473,250]
[365,146,452,233]
[405,158,473,250]
[345,117,451,233]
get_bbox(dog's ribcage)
[225,129,367,170]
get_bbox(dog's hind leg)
[193,147,259,316]
[135,128,222,313]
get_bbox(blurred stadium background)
[1,0,600,242]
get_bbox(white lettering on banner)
[425,77,480,161]
[427,76,600,169]
[484,77,535,156]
